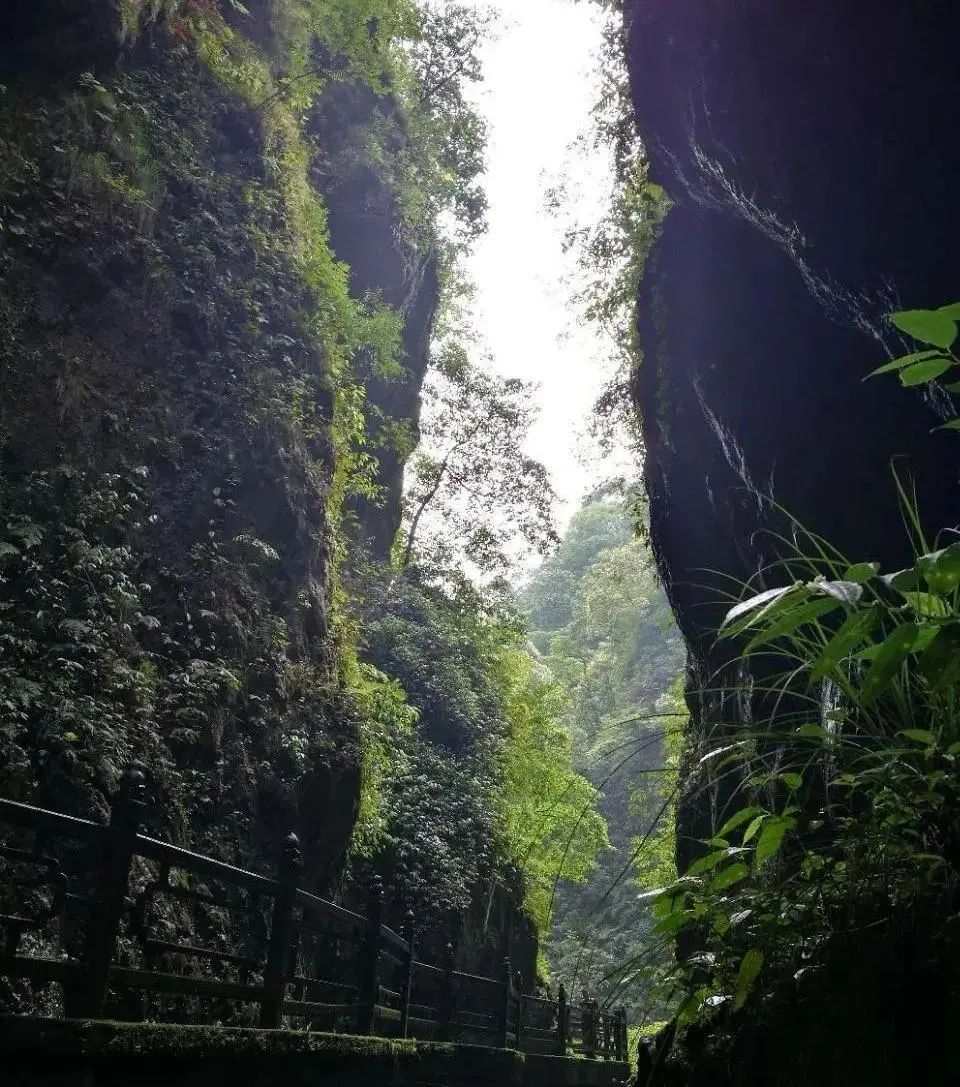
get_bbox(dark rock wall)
[625,0,960,860]
[0,3,434,906]
[623,1,960,1080]
[630,0,960,641]
[312,82,440,560]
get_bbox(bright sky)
[465,0,626,524]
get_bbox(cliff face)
[0,2,433,896]
[626,0,960,858]
[624,1,960,1079]
[312,81,440,560]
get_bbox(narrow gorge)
[2,3,960,1086]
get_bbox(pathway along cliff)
[3,2,960,1087]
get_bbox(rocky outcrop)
[623,1,960,1080]
[312,81,440,560]
[626,0,960,859]
[0,3,437,908]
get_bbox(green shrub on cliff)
[348,564,606,944]
[651,301,960,1028]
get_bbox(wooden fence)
[0,767,627,1060]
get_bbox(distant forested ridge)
[521,495,684,1006]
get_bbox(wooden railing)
[0,767,628,1061]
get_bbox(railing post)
[356,875,383,1036]
[617,1000,626,1060]
[581,991,599,1059]
[499,956,512,1049]
[556,982,568,1056]
[400,909,416,1039]
[67,764,146,1018]
[259,830,302,1029]
[439,941,456,1042]
[515,986,525,1052]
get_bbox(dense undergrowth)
[522,495,683,1004]
[643,303,960,1066]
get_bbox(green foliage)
[402,344,560,576]
[346,559,608,953]
[546,5,670,457]
[497,651,609,935]
[521,495,684,1004]
[0,467,164,808]
[352,570,518,917]
[394,2,492,246]
[347,660,419,856]
[868,301,960,429]
[653,314,960,1027]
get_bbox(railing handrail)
[134,834,278,895]
[0,796,406,951]
[0,797,106,841]
[295,887,367,934]
[0,785,628,1062]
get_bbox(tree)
[520,495,684,1006]
[403,1,495,242]
[497,651,610,937]
[400,342,560,575]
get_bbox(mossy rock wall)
[0,1,437,966]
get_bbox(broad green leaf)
[899,728,936,745]
[710,863,750,892]
[882,565,921,592]
[868,349,942,377]
[860,622,922,706]
[935,417,960,431]
[744,597,840,653]
[891,308,958,349]
[937,302,960,319]
[916,852,947,866]
[810,607,878,682]
[841,562,880,584]
[653,911,695,938]
[742,815,765,844]
[652,892,684,921]
[733,949,764,1012]
[652,877,701,918]
[917,542,960,593]
[687,849,730,876]
[677,988,708,1026]
[796,723,829,739]
[918,626,960,692]
[780,772,803,791]
[755,816,793,866]
[716,805,763,838]
[720,584,802,636]
[900,358,955,386]
[900,591,951,618]
[913,624,943,654]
